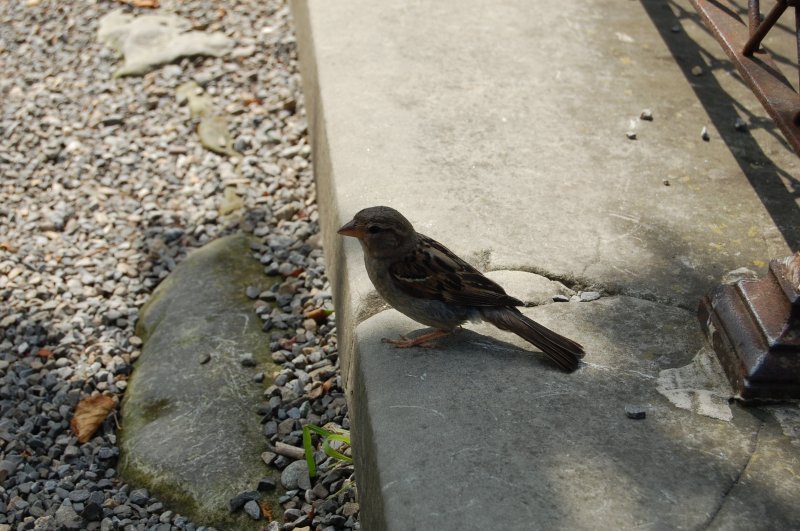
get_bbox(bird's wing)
[388,234,522,307]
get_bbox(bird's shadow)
[383,325,573,373]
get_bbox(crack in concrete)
[487,264,596,293]
[497,263,697,311]
[471,238,709,312]
[351,256,698,333]
[701,420,764,530]
[491,264,670,307]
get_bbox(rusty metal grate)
[689,0,800,155]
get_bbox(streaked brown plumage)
[338,206,585,372]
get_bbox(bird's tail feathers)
[481,307,585,372]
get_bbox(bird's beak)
[337,219,366,239]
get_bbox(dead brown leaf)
[308,377,336,400]
[241,93,262,106]
[85,245,110,257]
[36,347,54,359]
[259,499,273,522]
[71,395,117,443]
[115,0,160,7]
[304,308,328,322]
[307,384,324,400]
[0,242,15,252]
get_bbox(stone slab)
[97,9,234,77]
[120,234,275,529]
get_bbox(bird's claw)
[382,336,436,348]
[381,331,448,349]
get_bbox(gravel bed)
[0,0,356,529]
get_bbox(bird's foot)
[382,336,437,348]
[381,330,451,349]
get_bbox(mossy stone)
[120,233,278,529]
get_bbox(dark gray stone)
[55,502,83,530]
[112,504,133,518]
[245,286,260,299]
[625,405,647,420]
[311,482,329,500]
[120,234,276,530]
[81,491,105,521]
[257,477,277,492]
[229,490,259,513]
[280,460,310,490]
[243,500,261,520]
[68,489,90,503]
[128,488,149,507]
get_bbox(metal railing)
[689,0,800,155]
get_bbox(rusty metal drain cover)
[698,253,800,401]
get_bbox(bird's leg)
[382,329,452,348]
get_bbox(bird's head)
[338,206,417,259]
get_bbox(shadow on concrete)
[640,0,800,251]
[347,242,800,528]
[563,295,799,528]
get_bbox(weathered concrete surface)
[121,234,275,529]
[291,0,800,528]
[352,299,800,530]
[293,0,799,312]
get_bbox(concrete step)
[291,0,800,528]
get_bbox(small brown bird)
[338,206,585,372]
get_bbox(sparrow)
[338,206,585,372]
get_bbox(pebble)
[229,490,260,513]
[244,499,262,520]
[281,459,311,490]
[257,477,278,491]
[691,65,704,76]
[701,126,710,141]
[128,488,149,506]
[68,489,90,503]
[579,291,601,302]
[734,117,748,132]
[54,503,82,530]
[639,109,653,121]
[625,405,647,420]
[0,460,18,482]
[341,502,360,517]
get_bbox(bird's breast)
[364,256,472,330]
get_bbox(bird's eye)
[367,225,382,234]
